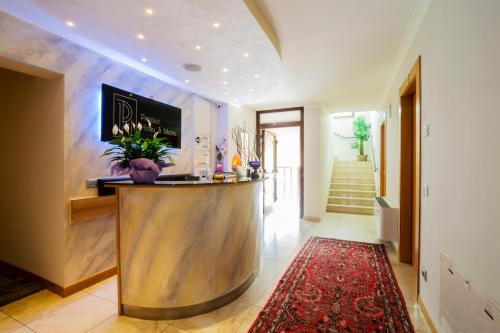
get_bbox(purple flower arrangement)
[102,120,175,183]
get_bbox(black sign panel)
[101,84,182,148]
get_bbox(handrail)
[333,132,355,139]
[334,132,377,171]
[369,132,378,172]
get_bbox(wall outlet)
[423,124,430,137]
[86,178,98,188]
[423,185,429,197]
[421,267,428,282]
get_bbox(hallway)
[0,210,430,332]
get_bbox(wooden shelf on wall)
[70,196,116,223]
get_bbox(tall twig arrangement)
[231,122,260,165]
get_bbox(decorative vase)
[129,158,161,183]
[216,162,223,173]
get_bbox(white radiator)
[374,197,398,241]
[439,252,500,332]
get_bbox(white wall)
[321,112,335,216]
[304,105,325,220]
[330,111,378,162]
[382,0,500,325]
[192,95,220,174]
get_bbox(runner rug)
[249,237,414,332]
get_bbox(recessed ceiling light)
[183,63,202,72]
[184,79,190,83]
[195,45,201,50]
[137,34,145,40]
[213,22,220,28]
[222,81,228,85]
[66,21,75,27]
[253,74,259,78]
[243,53,249,57]
[225,91,229,95]
[249,88,254,92]
[221,68,229,73]
[145,8,154,15]
[141,58,147,62]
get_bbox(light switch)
[423,124,430,137]
[423,185,429,197]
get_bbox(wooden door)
[399,57,421,276]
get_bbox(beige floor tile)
[237,276,274,307]
[171,300,261,333]
[171,316,240,333]
[84,276,117,295]
[8,327,34,333]
[256,259,288,282]
[161,325,189,332]
[25,294,116,333]
[86,279,118,304]
[0,205,430,332]
[407,306,432,332]
[0,290,86,324]
[215,301,261,328]
[87,314,172,333]
[0,310,23,332]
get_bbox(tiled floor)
[0,205,431,333]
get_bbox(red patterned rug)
[249,237,414,332]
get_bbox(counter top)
[104,177,265,188]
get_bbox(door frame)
[256,107,304,218]
[380,121,387,197]
[398,57,422,281]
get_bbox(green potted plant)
[351,116,371,161]
[102,121,175,183]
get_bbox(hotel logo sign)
[101,84,182,148]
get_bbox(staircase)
[327,160,375,215]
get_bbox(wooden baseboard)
[0,260,116,298]
[418,294,438,333]
[55,267,117,297]
[303,215,321,222]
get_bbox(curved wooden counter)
[106,178,264,320]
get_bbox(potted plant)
[351,116,371,161]
[102,121,175,183]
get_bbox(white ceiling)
[0,0,282,106]
[253,0,419,110]
[0,0,420,110]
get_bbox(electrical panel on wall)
[439,252,500,332]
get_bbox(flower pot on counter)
[129,158,161,184]
[357,155,368,161]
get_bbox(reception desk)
[106,178,264,320]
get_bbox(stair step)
[330,189,376,198]
[327,204,374,215]
[331,177,375,184]
[330,183,375,191]
[332,172,374,178]
[333,167,374,173]
[328,196,374,206]
[334,161,372,165]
